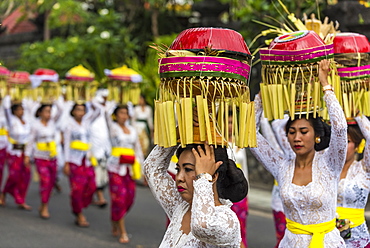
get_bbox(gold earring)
[315,137,321,144]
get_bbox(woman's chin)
[180,194,192,204]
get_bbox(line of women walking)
[0,94,150,244]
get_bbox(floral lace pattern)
[144,145,241,247]
[337,115,370,248]
[250,91,347,247]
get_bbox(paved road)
[0,171,276,248]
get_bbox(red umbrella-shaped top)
[170,27,251,56]
[269,30,325,51]
[333,32,370,54]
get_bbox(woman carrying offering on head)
[250,59,347,247]
[63,101,99,227]
[105,104,144,244]
[0,95,32,210]
[336,116,370,247]
[24,102,62,219]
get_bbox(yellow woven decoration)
[105,65,143,104]
[65,65,96,102]
[153,28,256,148]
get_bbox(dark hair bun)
[314,120,331,151]
[217,159,248,203]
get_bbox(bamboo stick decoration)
[175,101,185,147]
[290,83,296,120]
[224,100,229,146]
[259,30,335,121]
[104,65,143,104]
[65,65,95,103]
[232,102,238,146]
[196,96,206,141]
[306,83,312,119]
[153,27,255,148]
[332,32,370,121]
[203,99,213,145]
[154,101,159,145]
[7,71,32,102]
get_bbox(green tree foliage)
[225,0,327,47]
[126,34,178,107]
[14,0,328,105]
[18,8,139,80]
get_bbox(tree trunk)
[43,10,51,41]
[151,7,159,38]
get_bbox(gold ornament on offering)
[64,65,98,102]
[153,27,256,148]
[332,32,370,120]
[29,68,60,103]
[104,65,143,105]
[7,71,32,102]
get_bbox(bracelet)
[195,172,212,182]
[322,85,333,92]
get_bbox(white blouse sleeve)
[271,116,295,159]
[144,145,182,219]
[191,178,241,246]
[249,94,285,179]
[323,91,348,176]
[52,100,63,123]
[24,125,36,157]
[254,94,263,130]
[355,115,370,176]
[260,117,283,154]
[63,124,71,162]
[83,101,101,125]
[3,95,13,129]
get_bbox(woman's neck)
[295,150,315,168]
[118,122,126,128]
[341,157,355,179]
[16,116,24,124]
[41,118,49,125]
[74,118,82,124]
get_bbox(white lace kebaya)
[250,91,347,248]
[337,115,370,248]
[144,145,241,248]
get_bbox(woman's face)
[72,105,86,120]
[176,150,196,204]
[115,108,129,124]
[287,118,316,156]
[346,134,356,163]
[14,106,24,118]
[40,106,51,121]
[139,96,145,106]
